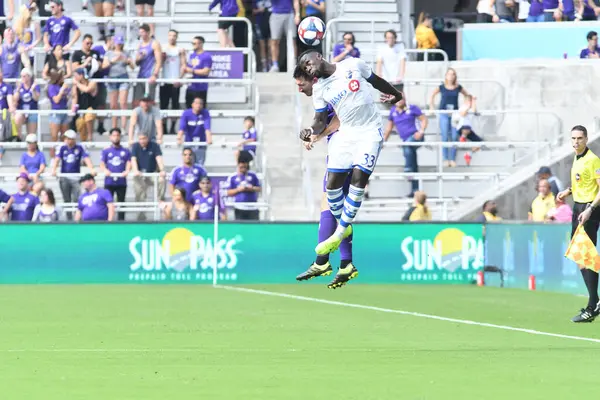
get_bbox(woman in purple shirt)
[47,73,71,157]
[331,32,360,63]
[19,133,46,182]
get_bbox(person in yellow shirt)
[415,12,439,61]
[528,179,555,222]
[402,191,432,221]
[477,200,502,222]
[557,125,600,322]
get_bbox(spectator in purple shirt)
[581,31,600,59]
[19,134,46,183]
[76,174,115,222]
[43,0,81,60]
[193,176,226,220]
[47,72,71,158]
[51,129,96,220]
[383,94,428,196]
[527,0,545,22]
[558,0,576,20]
[209,0,239,48]
[235,116,258,162]
[177,97,213,165]
[169,148,208,203]
[184,36,212,108]
[576,0,600,20]
[100,128,131,221]
[9,173,40,221]
[227,159,261,220]
[133,24,162,107]
[332,32,360,62]
[542,0,560,21]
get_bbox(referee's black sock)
[581,269,600,309]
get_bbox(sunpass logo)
[128,228,242,282]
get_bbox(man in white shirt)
[297,49,402,287]
[376,29,406,86]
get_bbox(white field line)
[216,285,600,345]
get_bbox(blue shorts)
[107,75,130,92]
[49,113,70,125]
[323,156,352,193]
[21,113,38,123]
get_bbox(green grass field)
[1,284,599,399]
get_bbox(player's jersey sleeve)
[355,58,373,80]
[312,82,327,112]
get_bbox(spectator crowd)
[0,0,263,222]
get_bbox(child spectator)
[32,188,63,222]
[236,116,257,162]
[102,34,134,130]
[177,96,212,165]
[454,95,483,166]
[19,134,46,183]
[192,176,226,220]
[332,32,360,62]
[14,68,40,137]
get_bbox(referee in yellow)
[558,125,600,322]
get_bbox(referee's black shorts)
[572,202,600,245]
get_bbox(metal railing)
[360,197,466,221]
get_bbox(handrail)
[0,172,265,179]
[0,141,260,149]
[370,172,510,180]
[6,106,257,118]
[5,77,252,85]
[381,141,543,148]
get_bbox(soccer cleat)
[296,262,333,281]
[315,225,353,256]
[327,263,359,289]
[571,307,600,323]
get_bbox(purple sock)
[316,210,337,264]
[339,232,353,262]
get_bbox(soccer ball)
[297,16,326,46]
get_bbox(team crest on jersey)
[346,70,353,79]
[348,79,360,92]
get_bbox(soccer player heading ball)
[297,50,403,288]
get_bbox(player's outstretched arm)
[299,109,329,141]
[367,73,403,104]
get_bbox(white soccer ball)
[297,16,326,46]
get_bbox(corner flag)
[565,224,600,272]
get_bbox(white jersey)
[312,58,381,131]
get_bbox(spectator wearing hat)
[177,96,212,165]
[103,34,134,130]
[184,36,212,108]
[43,0,81,61]
[72,67,98,141]
[51,129,95,220]
[100,128,131,221]
[32,188,63,222]
[131,131,166,220]
[227,158,261,220]
[75,173,115,222]
[8,173,40,221]
[19,133,46,183]
[128,95,163,145]
[169,147,208,203]
[192,176,226,220]
[14,68,40,137]
[537,166,563,197]
[133,23,162,107]
[47,69,71,157]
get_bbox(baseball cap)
[17,172,30,182]
[141,94,154,102]
[79,173,95,183]
[537,166,552,175]
[113,35,125,45]
[20,68,32,77]
[25,133,37,143]
[64,130,77,139]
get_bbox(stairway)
[256,73,309,220]
[171,0,226,48]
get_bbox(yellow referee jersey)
[572,148,600,203]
